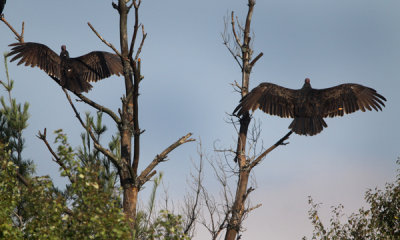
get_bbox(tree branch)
[129,0,141,59]
[249,52,263,67]
[231,11,241,47]
[45,75,121,124]
[244,0,255,45]
[222,39,242,69]
[134,25,147,61]
[137,133,195,187]
[87,22,121,57]
[73,92,121,124]
[131,59,141,178]
[138,170,157,187]
[37,128,75,183]
[248,131,293,169]
[1,16,24,42]
[63,88,122,171]
[16,172,31,188]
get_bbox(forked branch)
[248,130,293,169]
[1,16,24,42]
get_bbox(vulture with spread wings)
[233,78,386,136]
[7,42,123,93]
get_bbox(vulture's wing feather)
[233,82,297,118]
[314,84,386,117]
[0,0,6,15]
[7,42,61,78]
[74,51,123,82]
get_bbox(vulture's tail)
[289,117,327,136]
[63,78,93,93]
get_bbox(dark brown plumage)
[0,0,6,16]
[233,78,386,136]
[7,42,123,93]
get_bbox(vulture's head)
[60,45,69,59]
[302,78,311,89]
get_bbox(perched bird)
[7,42,123,93]
[233,78,386,136]
[0,0,6,16]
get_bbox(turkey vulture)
[7,42,123,93]
[233,78,386,136]
[0,0,6,16]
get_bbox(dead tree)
[2,0,194,233]
[223,1,292,239]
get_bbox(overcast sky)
[1,0,399,239]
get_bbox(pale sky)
[1,0,399,239]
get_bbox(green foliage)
[145,210,190,240]
[0,53,191,239]
[134,173,190,240]
[0,58,132,239]
[0,54,32,175]
[50,128,132,239]
[0,143,24,239]
[0,129,132,239]
[304,158,400,240]
[77,112,119,193]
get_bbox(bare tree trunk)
[117,0,137,230]
[225,1,257,239]
[223,1,293,239]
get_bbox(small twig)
[137,133,195,187]
[246,203,262,214]
[37,128,75,183]
[215,148,236,154]
[248,131,293,169]
[1,16,24,42]
[231,11,242,47]
[223,40,243,69]
[134,25,147,61]
[63,88,122,171]
[129,0,141,58]
[236,15,245,33]
[230,80,243,93]
[87,22,121,57]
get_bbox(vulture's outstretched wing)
[314,84,386,117]
[7,42,61,79]
[0,0,6,15]
[233,82,297,118]
[75,51,123,82]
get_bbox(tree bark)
[225,1,256,239]
[118,0,136,230]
